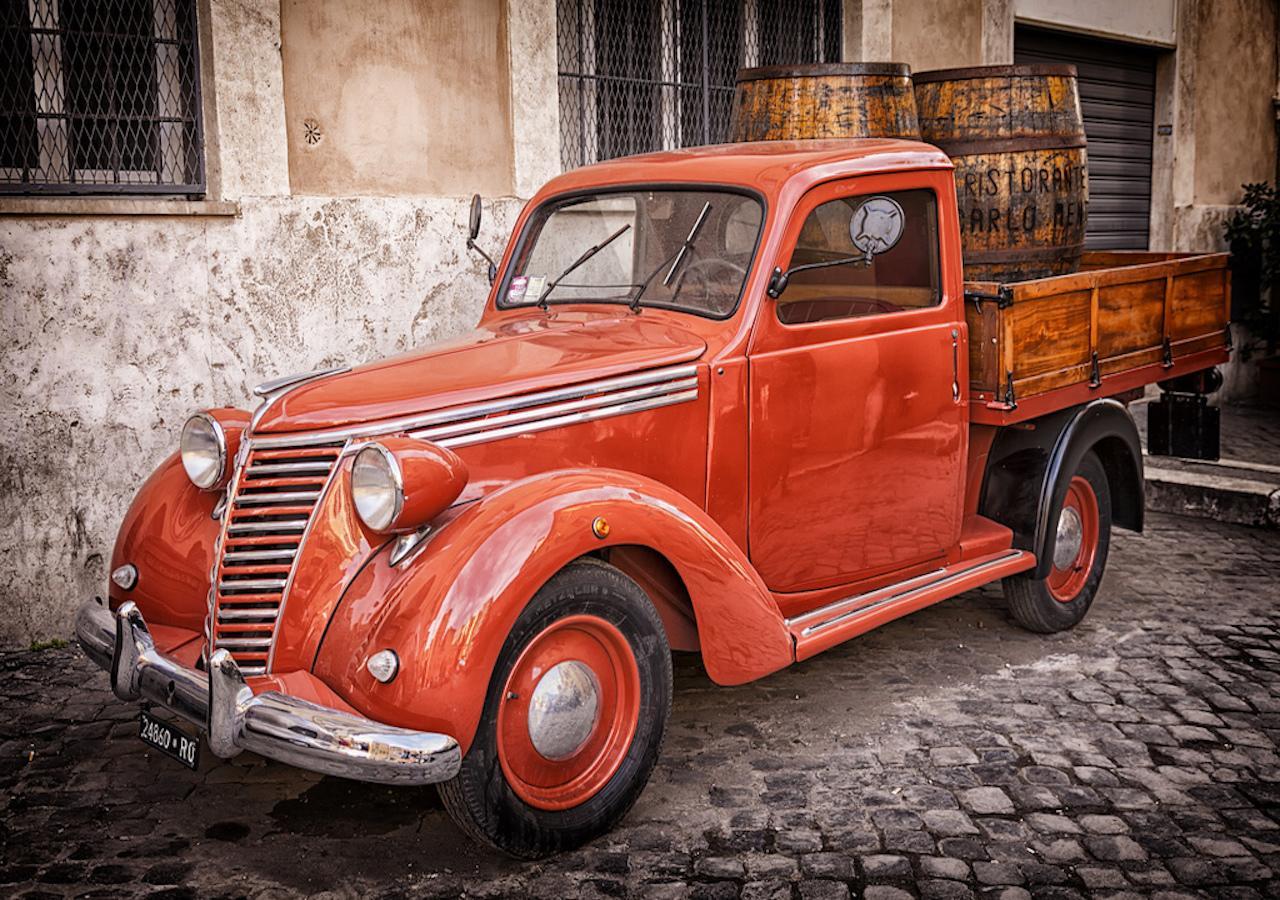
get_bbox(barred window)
[557,0,843,170]
[1,0,204,195]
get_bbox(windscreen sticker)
[525,275,546,301]
[507,275,529,303]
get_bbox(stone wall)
[0,0,554,645]
[0,196,521,645]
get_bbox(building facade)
[1,0,1276,644]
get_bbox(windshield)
[502,188,764,318]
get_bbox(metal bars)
[557,0,843,170]
[1,0,205,194]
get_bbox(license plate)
[138,709,200,770]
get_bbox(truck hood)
[253,312,708,434]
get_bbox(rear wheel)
[439,558,671,857]
[1003,450,1112,633]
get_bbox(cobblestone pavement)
[2,512,1278,899]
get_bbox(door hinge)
[963,286,1013,314]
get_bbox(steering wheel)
[671,256,749,312]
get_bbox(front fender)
[312,468,793,754]
[109,452,221,631]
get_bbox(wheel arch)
[312,468,792,754]
[981,398,1143,580]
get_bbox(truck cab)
[76,140,1227,857]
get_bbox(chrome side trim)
[410,375,697,444]
[76,599,462,785]
[439,387,699,450]
[787,550,1030,638]
[250,364,700,449]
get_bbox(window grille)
[1,0,205,195]
[557,0,842,170]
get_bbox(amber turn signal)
[350,436,468,534]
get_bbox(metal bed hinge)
[964,286,1014,314]
[1003,369,1017,409]
[1161,336,1174,368]
[1089,352,1101,389]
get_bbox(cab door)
[747,173,967,594]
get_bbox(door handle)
[951,328,961,402]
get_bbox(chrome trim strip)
[223,549,297,563]
[439,388,699,450]
[215,636,274,649]
[226,519,309,534]
[234,490,322,506]
[217,608,280,622]
[410,376,697,443]
[252,365,351,398]
[245,461,336,475]
[266,440,349,673]
[76,600,462,785]
[219,578,288,591]
[787,550,1030,637]
[250,364,699,448]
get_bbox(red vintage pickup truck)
[77,140,1229,856]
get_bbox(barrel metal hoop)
[736,62,912,81]
[963,243,1087,265]
[933,134,1089,157]
[913,63,1079,83]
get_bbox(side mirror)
[468,193,482,243]
[465,193,497,285]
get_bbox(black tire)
[1003,450,1112,633]
[439,557,672,858]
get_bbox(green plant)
[28,637,69,652]
[1224,182,1280,356]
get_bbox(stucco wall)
[890,0,985,71]
[279,0,516,197]
[0,196,520,645]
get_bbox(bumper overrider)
[75,598,461,785]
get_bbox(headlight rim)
[180,411,227,491]
[352,441,405,532]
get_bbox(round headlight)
[180,413,226,490]
[352,443,404,532]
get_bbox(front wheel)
[439,558,672,857]
[1003,450,1112,633]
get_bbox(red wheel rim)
[496,615,641,811]
[1046,476,1100,603]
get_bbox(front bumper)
[75,598,461,785]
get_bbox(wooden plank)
[960,251,1229,408]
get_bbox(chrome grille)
[208,442,344,675]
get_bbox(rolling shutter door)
[1015,26,1159,250]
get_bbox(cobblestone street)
[2,511,1278,899]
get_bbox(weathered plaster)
[0,196,521,645]
[208,0,291,199]
[509,0,563,193]
[280,0,516,197]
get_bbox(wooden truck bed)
[965,250,1232,426]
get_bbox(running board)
[786,549,1036,661]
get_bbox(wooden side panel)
[963,252,1229,413]
[1006,290,1091,395]
[1170,268,1228,341]
[1096,278,1164,359]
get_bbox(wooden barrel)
[914,64,1088,282]
[730,63,920,142]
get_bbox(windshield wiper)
[629,202,712,312]
[536,224,632,310]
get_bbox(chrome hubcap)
[1054,506,1084,569]
[527,660,600,761]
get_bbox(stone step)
[1144,453,1280,528]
